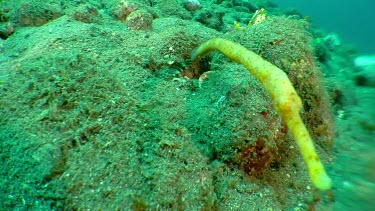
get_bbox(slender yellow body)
[191,38,332,190]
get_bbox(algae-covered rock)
[229,16,334,147]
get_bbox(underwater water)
[0,0,374,210]
[276,0,375,54]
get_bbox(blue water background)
[275,0,375,54]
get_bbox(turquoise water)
[276,0,375,54]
